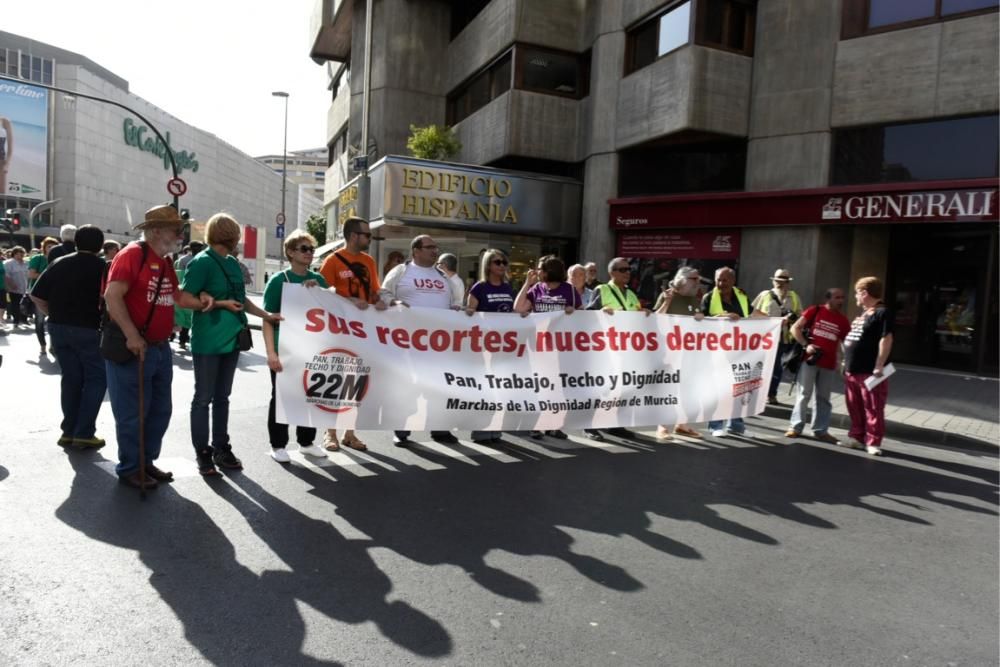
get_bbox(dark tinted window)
[629,19,659,71]
[942,0,999,13]
[521,48,581,95]
[618,138,747,196]
[626,1,692,74]
[833,115,1000,184]
[451,0,492,40]
[868,0,935,27]
[700,0,754,52]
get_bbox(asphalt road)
[1,326,997,666]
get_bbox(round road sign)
[275,212,286,225]
[167,178,187,197]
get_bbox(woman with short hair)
[181,213,279,475]
[262,230,331,463]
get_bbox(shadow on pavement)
[55,454,450,665]
[54,435,998,663]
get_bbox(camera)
[805,347,824,365]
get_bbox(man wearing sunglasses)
[379,234,462,446]
[585,257,645,440]
[318,216,385,452]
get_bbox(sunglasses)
[491,258,509,266]
[294,245,315,253]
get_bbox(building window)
[832,115,1000,185]
[618,134,747,196]
[626,1,692,73]
[447,52,512,125]
[451,0,493,40]
[843,0,998,38]
[696,0,756,53]
[330,65,350,101]
[327,128,348,167]
[516,46,590,98]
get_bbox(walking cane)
[137,352,146,500]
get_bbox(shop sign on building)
[820,189,996,223]
[381,156,579,237]
[122,118,200,174]
[617,230,739,259]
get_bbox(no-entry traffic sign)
[275,212,286,225]
[167,178,187,197]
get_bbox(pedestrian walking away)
[785,288,850,445]
[29,225,108,450]
[102,204,214,490]
[842,276,895,456]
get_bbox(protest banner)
[275,285,781,432]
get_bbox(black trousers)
[268,370,317,448]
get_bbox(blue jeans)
[790,362,834,434]
[191,351,240,455]
[49,323,107,439]
[708,417,746,434]
[106,342,173,477]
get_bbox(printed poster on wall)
[0,80,48,200]
[275,285,781,432]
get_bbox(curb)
[762,405,998,455]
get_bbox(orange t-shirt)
[319,250,381,303]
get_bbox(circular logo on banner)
[167,178,187,197]
[302,348,371,413]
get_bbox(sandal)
[342,434,368,451]
[323,430,340,451]
[674,425,702,438]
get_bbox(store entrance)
[887,224,998,375]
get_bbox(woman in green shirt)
[262,229,330,463]
[181,213,278,476]
[28,237,58,353]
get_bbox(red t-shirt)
[106,242,179,342]
[801,304,850,370]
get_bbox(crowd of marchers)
[9,206,894,491]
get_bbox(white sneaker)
[842,438,866,450]
[711,429,726,437]
[298,444,328,458]
[866,445,883,456]
[271,447,290,463]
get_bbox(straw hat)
[133,204,185,231]
[772,268,793,282]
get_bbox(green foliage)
[406,124,462,161]
[305,213,326,246]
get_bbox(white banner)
[275,285,781,431]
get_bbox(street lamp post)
[272,91,289,272]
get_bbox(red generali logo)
[302,347,371,413]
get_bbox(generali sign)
[608,180,998,230]
[821,189,995,222]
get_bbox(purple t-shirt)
[527,281,582,312]
[469,280,515,312]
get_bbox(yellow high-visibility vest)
[708,287,749,317]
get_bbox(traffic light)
[9,212,21,231]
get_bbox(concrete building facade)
[309,0,999,374]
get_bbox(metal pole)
[356,0,375,222]
[272,91,289,272]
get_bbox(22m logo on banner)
[302,348,371,413]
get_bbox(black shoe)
[197,451,219,476]
[119,470,158,489]
[393,431,411,447]
[605,427,632,437]
[430,431,459,444]
[530,430,544,440]
[213,449,243,470]
[584,429,605,441]
[545,429,568,439]
[144,464,174,482]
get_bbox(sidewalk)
[768,364,999,452]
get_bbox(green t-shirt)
[27,254,47,289]
[263,268,328,350]
[181,248,247,355]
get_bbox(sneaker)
[545,429,568,439]
[583,429,605,441]
[57,434,73,447]
[655,426,673,441]
[71,436,106,450]
[841,438,865,451]
[530,430,545,439]
[866,445,883,456]
[392,432,410,447]
[271,447,291,463]
[213,449,243,470]
[197,452,218,476]
[711,429,727,437]
[767,396,780,406]
[298,444,328,458]
[784,429,800,438]
[431,432,460,444]
[813,431,840,445]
